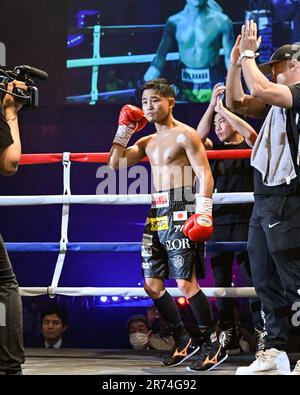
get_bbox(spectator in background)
[40,305,69,349]
[127,314,175,351]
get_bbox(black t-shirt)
[253,83,300,196]
[0,110,13,154]
[211,140,253,225]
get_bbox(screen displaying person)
[144,0,234,103]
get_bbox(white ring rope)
[67,52,180,68]
[0,192,254,206]
[50,153,71,289]
[19,287,257,298]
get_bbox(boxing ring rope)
[19,149,252,164]
[0,193,253,206]
[19,287,257,298]
[6,242,247,253]
[1,149,257,298]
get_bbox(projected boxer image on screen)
[66,0,299,105]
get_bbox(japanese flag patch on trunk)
[173,211,187,222]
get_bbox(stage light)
[100,296,108,303]
[67,34,84,48]
[177,297,187,305]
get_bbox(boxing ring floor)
[23,349,300,375]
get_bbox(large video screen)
[66,0,298,105]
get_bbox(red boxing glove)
[114,105,148,147]
[183,197,213,242]
[118,104,147,131]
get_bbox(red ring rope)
[19,149,251,165]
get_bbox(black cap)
[258,44,300,74]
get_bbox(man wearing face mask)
[127,315,175,351]
[127,315,150,350]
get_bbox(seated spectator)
[40,305,69,349]
[127,314,175,351]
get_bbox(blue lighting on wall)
[67,34,84,48]
[76,10,101,27]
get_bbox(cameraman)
[0,79,27,375]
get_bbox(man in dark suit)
[41,305,69,349]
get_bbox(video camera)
[0,65,48,109]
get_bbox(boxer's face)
[142,89,174,123]
[214,113,235,143]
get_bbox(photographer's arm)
[0,80,26,176]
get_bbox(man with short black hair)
[108,78,227,371]
[197,83,265,354]
[226,23,300,375]
[41,305,68,349]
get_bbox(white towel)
[251,106,297,186]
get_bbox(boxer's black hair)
[141,78,175,98]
